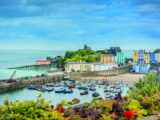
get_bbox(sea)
[0,49,132,106]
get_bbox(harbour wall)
[70,65,132,80]
[0,75,63,93]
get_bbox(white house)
[155,53,160,63]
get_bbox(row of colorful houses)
[133,50,160,64]
[100,53,125,64]
[65,62,118,72]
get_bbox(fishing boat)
[104,88,111,93]
[80,90,88,95]
[92,92,100,97]
[55,88,66,93]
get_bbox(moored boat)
[92,92,100,97]
[55,88,66,93]
[80,90,88,95]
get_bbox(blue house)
[133,64,151,73]
[150,53,156,63]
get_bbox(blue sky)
[0,0,160,50]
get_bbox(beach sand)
[81,73,145,85]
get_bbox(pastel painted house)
[133,50,138,64]
[155,53,160,63]
[138,50,145,64]
[150,53,156,63]
[116,53,125,64]
[133,64,151,73]
[144,52,150,64]
[100,54,116,64]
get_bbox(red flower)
[55,104,65,113]
[50,105,54,109]
[124,110,133,120]
[98,97,103,101]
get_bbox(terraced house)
[150,53,156,63]
[100,54,116,64]
[138,50,145,64]
[155,53,160,63]
[65,62,93,72]
[144,52,150,63]
[133,50,138,64]
[116,53,125,64]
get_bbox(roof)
[101,54,115,56]
[36,60,50,62]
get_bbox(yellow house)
[133,51,138,63]
[65,62,93,72]
[144,53,150,63]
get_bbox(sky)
[0,0,160,50]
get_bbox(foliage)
[0,98,64,120]
[59,49,102,65]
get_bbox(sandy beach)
[82,73,145,85]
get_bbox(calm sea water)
[0,49,132,106]
[0,50,65,80]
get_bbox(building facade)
[133,51,138,64]
[36,60,50,65]
[144,52,150,63]
[109,47,121,55]
[93,63,118,71]
[100,54,116,64]
[138,50,145,64]
[155,53,160,63]
[133,64,151,73]
[150,53,156,63]
[65,62,93,72]
[116,53,125,64]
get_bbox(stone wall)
[0,75,63,93]
[70,65,132,80]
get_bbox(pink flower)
[112,114,118,119]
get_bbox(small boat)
[104,88,111,93]
[63,89,73,93]
[83,86,88,90]
[111,85,115,88]
[53,83,61,87]
[112,89,118,93]
[55,88,66,93]
[46,83,53,87]
[47,87,54,92]
[68,85,76,88]
[28,85,36,89]
[35,88,41,91]
[92,92,100,97]
[105,93,113,98]
[77,86,83,89]
[89,87,96,91]
[80,90,88,95]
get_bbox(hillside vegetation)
[59,49,109,65]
